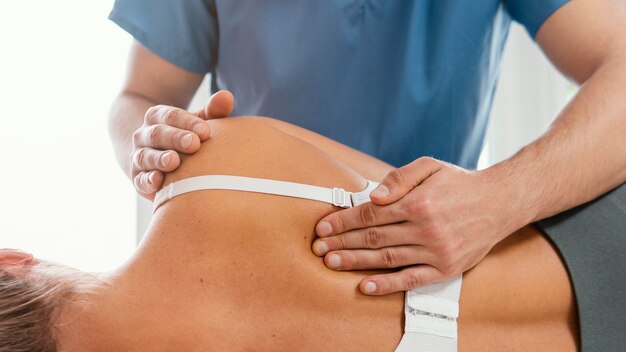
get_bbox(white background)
[0,2,573,272]
[0,1,135,272]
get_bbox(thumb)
[370,157,444,205]
[195,90,234,120]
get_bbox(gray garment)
[536,183,626,352]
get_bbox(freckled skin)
[58,117,578,352]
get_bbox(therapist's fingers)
[359,265,443,295]
[133,124,202,153]
[133,170,165,198]
[195,90,235,120]
[312,223,417,256]
[132,148,181,174]
[323,246,434,271]
[316,202,406,238]
[145,105,211,142]
[131,148,178,199]
[369,157,445,206]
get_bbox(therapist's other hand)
[313,157,523,295]
[131,90,234,199]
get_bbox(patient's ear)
[0,248,37,268]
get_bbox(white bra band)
[395,275,462,352]
[153,175,380,212]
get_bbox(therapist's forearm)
[486,56,626,226]
[108,92,156,177]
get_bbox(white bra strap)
[153,175,379,212]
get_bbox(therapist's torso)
[109,0,570,168]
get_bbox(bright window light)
[0,1,135,272]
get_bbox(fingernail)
[160,152,171,168]
[181,134,193,149]
[364,281,377,294]
[328,254,341,269]
[370,184,389,198]
[193,123,206,136]
[316,221,333,236]
[314,241,329,256]
[147,172,155,185]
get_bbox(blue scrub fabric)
[109,0,570,168]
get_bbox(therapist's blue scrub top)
[110,0,569,168]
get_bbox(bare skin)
[57,117,577,351]
[109,0,626,295]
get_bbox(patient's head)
[0,249,101,352]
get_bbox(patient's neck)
[54,252,218,352]
[54,273,130,352]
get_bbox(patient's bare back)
[98,117,577,351]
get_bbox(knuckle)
[389,204,407,218]
[365,227,384,248]
[144,106,159,123]
[132,128,142,144]
[331,215,346,234]
[380,248,396,268]
[163,107,179,125]
[134,149,146,168]
[151,152,162,168]
[133,173,144,192]
[148,125,162,143]
[185,116,199,131]
[439,261,457,276]
[403,271,423,290]
[412,194,435,217]
[349,253,359,269]
[417,156,437,166]
[335,252,354,270]
[387,168,407,186]
[403,199,420,216]
[420,192,434,211]
[335,237,346,251]
[422,222,442,240]
[358,205,377,226]
[439,254,462,277]
[433,240,455,258]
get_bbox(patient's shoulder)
[162,116,366,193]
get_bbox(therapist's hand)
[131,90,234,199]
[313,157,527,295]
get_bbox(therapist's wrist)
[479,160,541,239]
